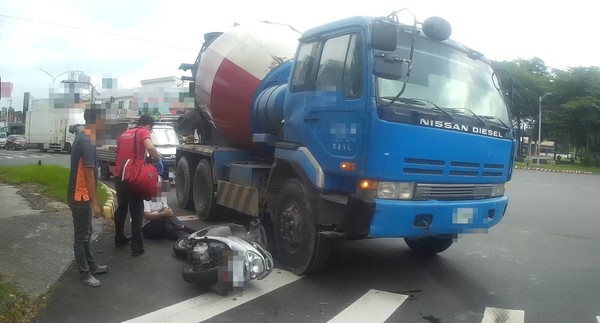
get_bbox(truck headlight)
[377,182,415,200]
[490,183,505,197]
[358,180,415,200]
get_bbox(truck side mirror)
[373,52,404,80]
[371,19,397,51]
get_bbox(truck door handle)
[304,116,319,122]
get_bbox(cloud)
[1,0,599,111]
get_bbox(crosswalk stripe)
[122,269,302,323]
[596,315,600,323]
[481,307,524,323]
[327,289,408,323]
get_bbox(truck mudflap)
[367,196,508,238]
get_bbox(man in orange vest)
[67,108,108,287]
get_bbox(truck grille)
[414,183,493,200]
[403,158,505,177]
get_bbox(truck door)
[286,32,367,189]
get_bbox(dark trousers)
[69,201,98,276]
[143,216,196,240]
[114,177,144,253]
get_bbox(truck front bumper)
[367,196,508,238]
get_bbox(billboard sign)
[0,82,13,98]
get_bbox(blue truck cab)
[270,14,512,270]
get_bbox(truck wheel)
[65,143,72,154]
[193,159,221,221]
[100,162,111,180]
[176,157,194,210]
[274,178,331,275]
[404,236,454,255]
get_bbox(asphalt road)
[0,148,71,167]
[4,150,600,322]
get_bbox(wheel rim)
[280,201,304,254]
[178,238,188,249]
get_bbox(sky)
[1,0,599,112]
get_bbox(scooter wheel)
[173,235,190,257]
[182,265,218,285]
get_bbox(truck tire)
[192,159,221,221]
[176,157,195,210]
[100,162,111,180]
[404,236,454,255]
[274,178,331,275]
[65,143,72,154]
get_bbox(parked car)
[6,134,27,150]
[0,132,6,148]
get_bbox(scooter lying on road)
[173,219,274,295]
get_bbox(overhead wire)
[0,14,196,52]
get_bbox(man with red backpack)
[113,114,161,256]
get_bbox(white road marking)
[481,307,524,323]
[0,152,54,160]
[177,215,199,221]
[596,315,600,323]
[122,269,302,323]
[327,289,408,323]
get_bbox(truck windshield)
[376,33,510,126]
[151,128,180,146]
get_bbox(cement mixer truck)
[175,10,515,275]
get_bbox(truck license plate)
[453,208,474,224]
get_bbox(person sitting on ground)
[142,178,196,240]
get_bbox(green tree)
[548,67,600,158]
[494,57,553,156]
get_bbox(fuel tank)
[195,22,300,148]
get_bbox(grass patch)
[514,161,600,173]
[0,275,35,323]
[0,165,108,206]
[0,165,110,321]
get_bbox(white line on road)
[122,269,302,323]
[177,215,199,222]
[481,307,524,323]
[327,289,408,323]
[596,315,600,323]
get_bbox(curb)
[100,182,117,220]
[514,166,593,175]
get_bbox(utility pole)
[537,93,552,165]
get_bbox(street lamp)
[537,93,552,165]
[39,68,71,85]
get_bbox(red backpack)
[121,129,159,200]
